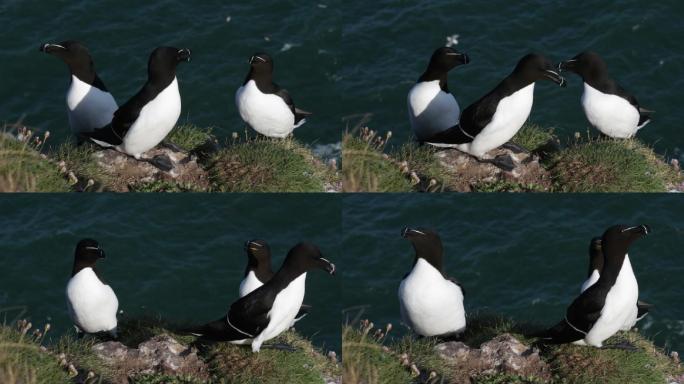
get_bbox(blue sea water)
[342,194,684,352]
[1,1,682,160]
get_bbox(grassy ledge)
[2,316,340,384]
[0,124,339,192]
[343,314,683,384]
[341,124,683,193]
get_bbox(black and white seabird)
[66,239,119,338]
[407,47,470,141]
[190,242,334,352]
[239,239,310,324]
[398,227,466,337]
[83,46,191,171]
[40,41,118,136]
[579,236,652,328]
[423,53,566,169]
[235,52,311,138]
[558,51,652,138]
[535,225,649,348]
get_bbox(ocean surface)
[1,1,683,160]
[0,195,342,351]
[342,194,684,351]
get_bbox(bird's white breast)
[584,255,638,347]
[66,76,118,134]
[239,271,264,298]
[259,273,307,342]
[581,83,640,138]
[407,80,460,141]
[398,258,465,336]
[580,270,600,293]
[121,77,181,158]
[463,83,534,158]
[66,268,118,333]
[235,80,296,138]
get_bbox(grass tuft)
[208,135,332,192]
[512,124,557,152]
[342,323,412,384]
[166,124,214,152]
[550,137,681,192]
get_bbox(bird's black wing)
[423,89,499,145]
[565,284,608,333]
[272,82,311,124]
[611,81,652,126]
[226,285,279,337]
[636,300,652,320]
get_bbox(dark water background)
[0,194,341,351]
[342,194,684,351]
[1,1,682,160]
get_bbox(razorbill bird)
[83,46,191,171]
[423,53,566,170]
[190,242,334,352]
[535,224,649,348]
[40,41,118,136]
[558,51,652,138]
[407,47,470,141]
[239,239,310,324]
[66,239,118,338]
[398,227,466,337]
[579,236,652,328]
[235,52,311,138]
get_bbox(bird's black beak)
[318,257,335,275]
[459,53,470,65]
[40,43,64,54]
[542,66,566,87]
[621,224,651,236]
[558,59,577,73]
[177,48,191,62]
[401,227,425,238]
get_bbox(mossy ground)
[3,315,338,384]
[341,124,682,193]
[343,314,683,384]
[1,124,336,192]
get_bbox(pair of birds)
[41,41,309,170]
[65,238,334,353]
[398,224,651,349]
[408,48,652,168]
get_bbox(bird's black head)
[248,52,274,74]
[40,41,93,73]
[147,46,191,81]
[557,51,607,81]
[601,224,650,259]
[588,236,603,275]
[513,53,566,87]
[73,238,105,276]
[244,239,271,267]
[401,227,444,271]
[283,242,335,275]
[427,47,470,73]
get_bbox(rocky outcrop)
[92,334,209,383]
[434,334,552,383]
[434,147,553,192]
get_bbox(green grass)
[550,137,681,192]
[166,124,214,152]
[512,123,557,152]
[394,142,451,192]
[0,322,70,384]
[128,180,207,192]
[0,132,71,192]
[342,324,413,384]
[342,131,413,192]
[53,142,110,191]
[208,136,331,192]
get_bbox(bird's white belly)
[463,84,534,158]
[235,80,295,138]
[398,259,465,336]
[581,83,639,138]
[121,78,181,157]
[66,268,118,333]
[585,256,638,347]
[258,273,306,343]
[239,271,263,297]
[407,81,460,141]
[66,76,118,134]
